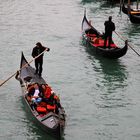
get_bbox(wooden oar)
[0,48,49,87]
[114,31,140,56]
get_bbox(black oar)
[0,48,49,87]
[136,0,139,10]
[114,31,140,56]
[120,0,122,13]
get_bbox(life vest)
[44,85,52,98]
[54,95,59,100]
[46,104,56,110]
[36,106,47,113]
[39,102,47,107]
[93,37,99,44]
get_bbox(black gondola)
[129,11,140,23]
[16,52,66,139]
[122,2,130,14]
[81,11,128,59]
[122,1,140,23]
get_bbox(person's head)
[34,83,39,89]
[36,42,42,47]
[109,16,112,21]
[41,84,48,90]
[41,84,46,90]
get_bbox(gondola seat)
[36,106,47,113]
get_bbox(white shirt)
[33,89,40,97]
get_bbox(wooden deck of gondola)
[30,73,46,85]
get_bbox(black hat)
[36,42,42,47]
[109,16,112,20]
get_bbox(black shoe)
[38,73,42,77]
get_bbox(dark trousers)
[104,32,112,48]
[35,59,43,76]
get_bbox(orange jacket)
[44,85,52,98]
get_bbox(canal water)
[0,0,140,140]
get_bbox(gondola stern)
[81,9,87,31]
[81,9,92,32]
[125,40,128,46]
[20,52,30,69]
[20,51,24,68]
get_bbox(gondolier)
[104,16,115,48]
[32,42,50,77]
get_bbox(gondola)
[122,0,140,23]
[122,2,131,14]
[16,52,66,139]
[81,11,128,59]
[129,10,140,23]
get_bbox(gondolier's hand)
[46,48,50,52]
[16,70,20,75]
[15,70,19,80]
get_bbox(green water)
[0,0,140,140]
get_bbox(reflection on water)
[81,0,118,7]
[124,23,140,39]
[85,46,128,93]
[81,0,98,4]
[121,22,140,56]
[84,47,130,109]
[98,58,128,92]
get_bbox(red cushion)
[37,106,47,113]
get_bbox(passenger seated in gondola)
[85,20,99,38]
[40,84,61,114]
[52,92,62,114]
[45,91,61,114]
[85,28,99,37]
[27,83,43,108]
[41,84,52,104]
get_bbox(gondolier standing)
[104,16,115,48]
[32,42,50,77]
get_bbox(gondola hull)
[82,35,128,59]
[81,11,128,59]
[129,13,140,23]
[21,87,64,138]
[17,52,66,139]
[122,3,129,14]
[122,3,140,23]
